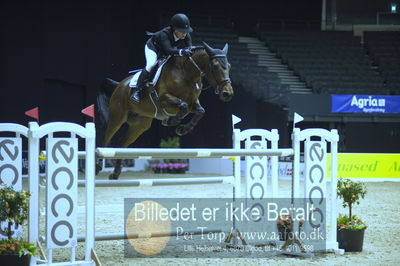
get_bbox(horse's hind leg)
[109,159,123,180]
[101,111,126,147]
[109,115,153,180]
[97,100,127,175]
[103,116,126,179]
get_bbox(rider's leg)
[131,69,150,102]
[131,43,157,102]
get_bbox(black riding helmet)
[170,13,193,33]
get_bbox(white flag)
[294,112,304,125]
[231,114,242,127]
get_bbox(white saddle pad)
[129,58,169,88]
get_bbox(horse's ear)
[202,41,214,55]
[222,43,229,55]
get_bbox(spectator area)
[259,30,391,95]
[192,24,290,104]
[364,31,400,94]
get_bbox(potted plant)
[276,214,304,241]
[0,184,38,265]
[148,159,161,173]
[148,137,189,174]
[337,178,367,252]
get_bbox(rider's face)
[174,30,187,39]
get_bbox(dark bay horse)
[97,42,234,179]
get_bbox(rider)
[130,13,194,102]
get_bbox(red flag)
[81,104,95,122]
[25,107,40,123]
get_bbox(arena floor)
[40,171,400,266]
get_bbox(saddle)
[128,57,169,89]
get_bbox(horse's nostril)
[221,91,232,102]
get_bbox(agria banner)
[331,94,400,113]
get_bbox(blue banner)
[331,95,400,114]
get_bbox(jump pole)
[96,147,294,159]
[77,229,224,242]
[77,176,235,187]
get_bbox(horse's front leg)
[160,93,189,127]
[176,100,205,136]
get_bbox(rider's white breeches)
[144,44,157,72]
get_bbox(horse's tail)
[96,78,119,146]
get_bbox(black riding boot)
[131,69,150,102]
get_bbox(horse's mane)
[190,45,228,69]
[191,46,206,54]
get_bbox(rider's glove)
[179,48,193,56]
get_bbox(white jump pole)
[84,123,96,263]
[96,147,294,159]
[28,122,40,266]
[77,176,235,187]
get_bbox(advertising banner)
[327,153,400,179]
[331,95,400,113]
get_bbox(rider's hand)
[180,48,193,56]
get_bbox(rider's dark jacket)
[147,26,192,58]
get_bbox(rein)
[188,56,204,76]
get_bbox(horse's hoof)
[161,119,169,126]
[108,173,119,180]
[169,119,181,127]
[176,125,192,136]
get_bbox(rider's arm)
[159,31,181,55]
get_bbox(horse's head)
[203,42,233,102]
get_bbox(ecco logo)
[247,140,267,222]
[0,139,19,186]
[0,138,22,238]
[306,142,325,229]
[47,139,77,247]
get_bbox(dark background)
[1,0,398,151]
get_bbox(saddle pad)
[129,57,170,88]
[128,71,141,88]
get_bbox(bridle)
[208,54,232,94]
[188,54,231,94]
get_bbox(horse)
[96,42,234,179]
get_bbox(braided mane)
[191,46,206,54]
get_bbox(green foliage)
[0,238,38,257]
[160,137,180,148]
[0,184,38,256]
[0,184,31,239]
[337,178,367,210]
[337,214,367,231]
